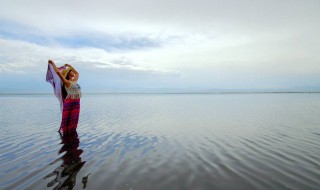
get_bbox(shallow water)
[0,93,319,190]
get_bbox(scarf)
[46,64,67,112]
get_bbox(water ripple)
[1,94,320,189]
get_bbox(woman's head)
[62,67,75,80]
[66,70,76,80]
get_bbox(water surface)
[0,94,319,190]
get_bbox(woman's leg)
[68,99,80,133]
[60,99,72,133]
[60,98,80,134]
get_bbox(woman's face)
[68,70,76,79]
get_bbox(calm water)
[0,93,319,190]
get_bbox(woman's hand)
[48,60,57,68]
[48,60,59,73]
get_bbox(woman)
[47,60,82,134]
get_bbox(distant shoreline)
[1,91,320,96]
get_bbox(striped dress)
[60,82,82,134]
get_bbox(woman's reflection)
[44,131,89,190]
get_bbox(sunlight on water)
[0,94,320,190]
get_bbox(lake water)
[0,93,319,190]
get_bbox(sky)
[0,0,320,93]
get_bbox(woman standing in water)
[47,60,82,134]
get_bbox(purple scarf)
[46,64,67,112]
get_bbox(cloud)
[0,0,320,92]
[0,37,181,92]
[0,38,179,74]
[0,0,319,35]
[0,22,183,51]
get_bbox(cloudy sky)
[0,0,320,93]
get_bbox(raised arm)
[48,60,71,87]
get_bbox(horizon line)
[1,91,320,95]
